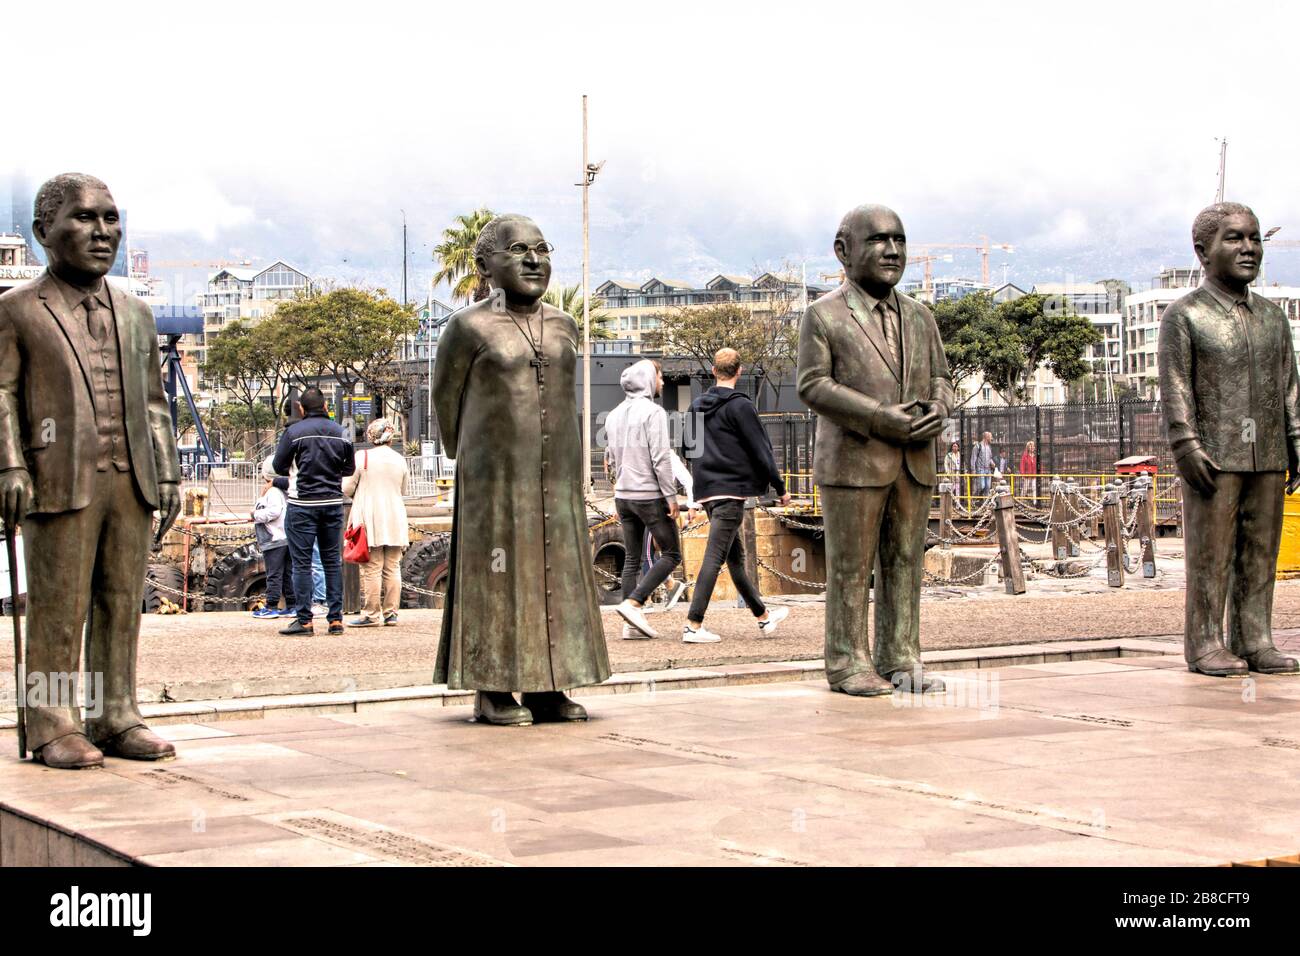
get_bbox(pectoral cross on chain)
[530,355,550,385]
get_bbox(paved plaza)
[2,648,1299,867]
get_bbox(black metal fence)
[762,400,1174,479]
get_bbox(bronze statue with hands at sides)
[432,214,611,725]
[797,204,954,697]
[1159,202,1300,677]
[0,173,182,769]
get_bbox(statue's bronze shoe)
[885,668,946,694]
[100,725,176,761]
[521,691,588,722]
[33,733,103,770]
[473,691,533,726]
[1241,647,1300,675]
[830,672,893,697]
[1188,648,1249,677]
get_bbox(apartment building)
[1123,267,1300,395]
[593,272,827,348]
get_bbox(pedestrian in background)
[273,386,355,636]
[943,441,961,477]
[1019,439,1038,501]
[971,431,994,495]
[606,359,684,639]
[344,418,410,627]
[252,457,295,619]
[682,348,791,643]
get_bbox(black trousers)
[687,498,765,623]
[263,544,295,609]
[616,497,682,604]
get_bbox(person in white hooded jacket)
[603,359,683,638]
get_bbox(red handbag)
[343,452,369,563]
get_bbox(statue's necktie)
[82,295,107,344]
[876,301,901,367]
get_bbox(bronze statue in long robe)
[432,215,609,724]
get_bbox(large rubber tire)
[143,563,186,613]
[203,544,266,612]
[589,519,626,606]
[400,535,451,609]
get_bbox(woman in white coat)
[344,419,410,626]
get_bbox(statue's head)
[1193,202,1261,289]
[33,173,120,283]
[474,214,553,304]
[834,204,906,294]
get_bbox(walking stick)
[4,520,26,759]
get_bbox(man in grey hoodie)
[604,359,683,638]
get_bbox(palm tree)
[432,207,495,303]
[543,284,616,344]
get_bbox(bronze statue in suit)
[798,205,954,696]
[1158,202,1300,677]
[0,173,181,769]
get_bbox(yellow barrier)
[780,471,1181,520]
[1278,492,1300,577]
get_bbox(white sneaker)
[682,624,721,644]
[621,623,651,640]
[311,603,328,618]
[663,580,688,612]
[615,600,657,638]
[756,606,789,638]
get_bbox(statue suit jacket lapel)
[35,271,98,409]
[843,282,902,385]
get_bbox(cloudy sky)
[6,0,1300,301]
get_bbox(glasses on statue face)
[500,241,554,258]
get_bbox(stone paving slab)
[2,654,1298,867]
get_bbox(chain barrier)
[154,479,1165,611]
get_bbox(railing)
[777,471,1181,523]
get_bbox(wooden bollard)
[1049,477,1069,563]
[938,481,954,551]
[1173,477,1184,538]
[1134,474,1157,578]
[992,480,1026,595]
[1102,481,1125,588]
[1065,479,1082,556]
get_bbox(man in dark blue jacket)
[273,387,355,635]
[682,348,791,643]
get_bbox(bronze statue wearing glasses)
[432,214,610,725]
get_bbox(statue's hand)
[908,402,945,443]
[874,402,920,444]
[1176,447,1219,498]
[0,468,33,529]
[154,481,181,547]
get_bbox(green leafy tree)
[542,284,615,344]
[433,207,495,303]
[933,292,1101,406]
[272,287,418,420]
[642,302,798,404]
[202,320,282,449]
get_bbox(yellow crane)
[821,253,952,299]
[919,236,1014,285]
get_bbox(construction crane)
[918,237,1014,286]
[821,253,953,299]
